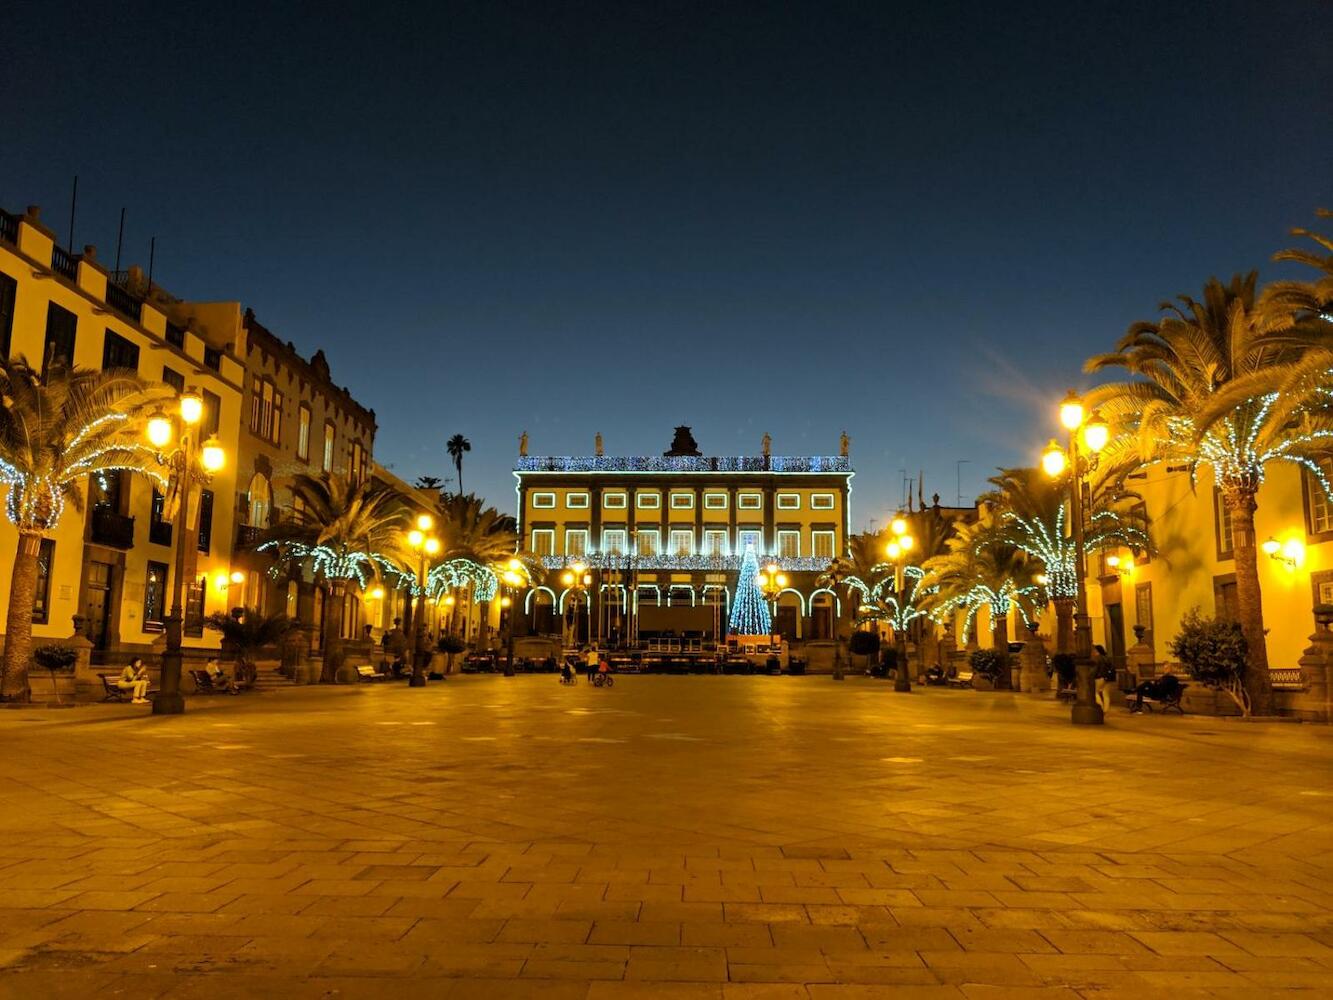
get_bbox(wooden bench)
[945,669,973,689]
[356,665,387,682]
[1131,677,1187,714]
[100,674,129,702]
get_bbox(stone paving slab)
[0,676,1330,998]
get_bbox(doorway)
[1105,602,1127,670]
[83,560,115,650]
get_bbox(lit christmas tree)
[728,545,772,637]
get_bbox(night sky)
[4,1,1330,526]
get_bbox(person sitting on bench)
[1131,673,1182,713]
[118,658,151,704]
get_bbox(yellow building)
[513,428,853,647]
[0,204,244,664]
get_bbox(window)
[0,272,16,358]
[203,346,222,371]
[1134,582,1153,650]
[669,529,694,556]
[636,529,660,557]
[566,492,590,509]
[1306,458,1333,536]
[602,529,626,555]
[565,529,588,556]
[737,493,762,511]
[738,528,763,553]
[811,493,835,510]
[259,381,274,439]
[250,377,262,432]
[531,492,556,509]
[349,441,364,485]
[812,530,835,560]
[637,492,660,509]
[165,321,186,348]
[777,530,800,558]
[144,561,168,631]
[197,489,214,554]
[42,302,77,376]
[1131,501,1151,564]
[1214,574,1239,623]
[322,422,335,472]
[531,529,555,556]
[202,390,221,437]
[271,389,283,445]
[149,489,172,546]
[670,493,694,510]
[603,492,627,509]
[247,473,272,528]
[776,493,800,510]
[1313,571,1333,627]
[703,530,728,557]
[32,539,55,625]
[1214,488,1234,559]
[101,330,139,372]
[703,492,728,510]
[162,366,185,394]
[185,576,206,637]
[297,405,312,460]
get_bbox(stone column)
[1296,607,1333,723]
[1019,622,1048,693]
[69,616,97,701]
[1126,624,1155,688]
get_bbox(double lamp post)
[884,516,915,693]
[406,513,441,687]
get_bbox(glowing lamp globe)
[408,529,424,548]
[179,391,204,426]
[213,572,229,591]
[200,436,226,472]
[1283,539,1305,565]
[443,595,455,607]
[1261,537,1281,557]
[508,557,521,571]
[776,574,788,588]
[562,571,574,586]
[416,512,434,532]
[146,412,172,448]
[1106,554,1121,568]
[890,517,907,537]
[1082,411,1110,453]
[1041,440,1067,477]
[230,570,246,585]
[424,537,441,555]
[500,596,512,609]
[1059,390,1084,431]
[899,534,915,551]
[766,563,779,576]
[582,573,592,586]
[571,561,587,576]
[370,586,385,600]
[886,541,902,560]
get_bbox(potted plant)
[1168,609,1251,716]
[968,648,1008,691]
[849,630,880,675]
[1050,652,1077,694]
[204,609,299,690]
[436,634,466,677]
[32,644,77,705]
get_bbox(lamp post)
[757,562,787,636]
[561,561,591,647]
[405,513,440,687]
[1043,390,1110,725]
[501,558,524,675]
[886,516,916,693]
[146,390,227,715]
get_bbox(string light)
[728,547,773,636]
[516,455,851,474]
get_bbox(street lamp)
[561,561,592,647]
[145,388,227,715]
[501,567,524,674]
[405,513,440,687]
[886,516,915,692]
[756,563,787,634]
[1044,389,1110,725]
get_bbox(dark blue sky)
[4,1,1330,525]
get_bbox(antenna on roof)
[114,207,126,273]
[147,236,156,295]
[67,175,78,250]
[956,460,971,507]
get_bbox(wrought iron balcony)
[90,505,135,549]
[104,281,142,321]
[51,246,77,279]
[0,210,17,244]
[236,524,267,549]
[149,519,173,547]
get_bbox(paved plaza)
[0,676,1330,999]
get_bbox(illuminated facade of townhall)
[513,428,853,645]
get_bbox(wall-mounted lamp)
[1105,554,1135,576]
[1262,536,1303,570]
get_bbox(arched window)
[247,473,272,529]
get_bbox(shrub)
[969,648,1009,681]
[436,634,467,655]
[848,631,880,656]
[1168,608,1250,715]
[1050,653,1077,688]
[33,645,78,670]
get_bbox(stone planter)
[973,676,994,691]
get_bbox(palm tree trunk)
[320,580,346,683]
[992,610,1011,689]
[455,459,463,497]
[1222,488,1274,715]
[1053,598,1074,654]
[1,530,42,702]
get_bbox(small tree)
[32,644,77,705]
[1168,609,1250,716]
[436,634,466,674]
[849,630,880,674]
[204,610,298,687]
[969,648,1009,685]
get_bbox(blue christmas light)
[728,546,772,636]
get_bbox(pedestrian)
[1093,644,1115,713]
[584,645,597,683]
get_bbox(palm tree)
[818,530,889,678]
[1086,272,1333,715]
[203,609,298,687]
[446,435,471,496]
[980,467,1151,654]
[919,514,1040,686]
[428,492,522,644]
[1266,209,1333,318]
[261,473,406,682]
[0,358,167,701]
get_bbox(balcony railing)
[104,282,142,322]
[149,519,173,547]
[50,246,77,280]
[0,210,16,244]
[203,347,222,370]
[90,505,135,549]
[165,321,186,348]
[516,455,851,474]
[236,524,267,549]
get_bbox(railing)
[90,505,135,549]
[236,524,266,549]
[538,553,829,572]
[203,347,222,371]
[104,282,142,321]
[165,322,186,348]
[0,210,16,244]
[516,455,851,473]
[149,519,173,547]
[50,246,77,279]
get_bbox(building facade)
[0,204,245,661]
[513,430,853,645]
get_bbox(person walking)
[1093,644,1115,714]
[584,645,597,684]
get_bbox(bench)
[356,665,387,682]
[1131,677,1187,714]
[189,669,236,695]
[945,669,973,689]
[100,674,129,702]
